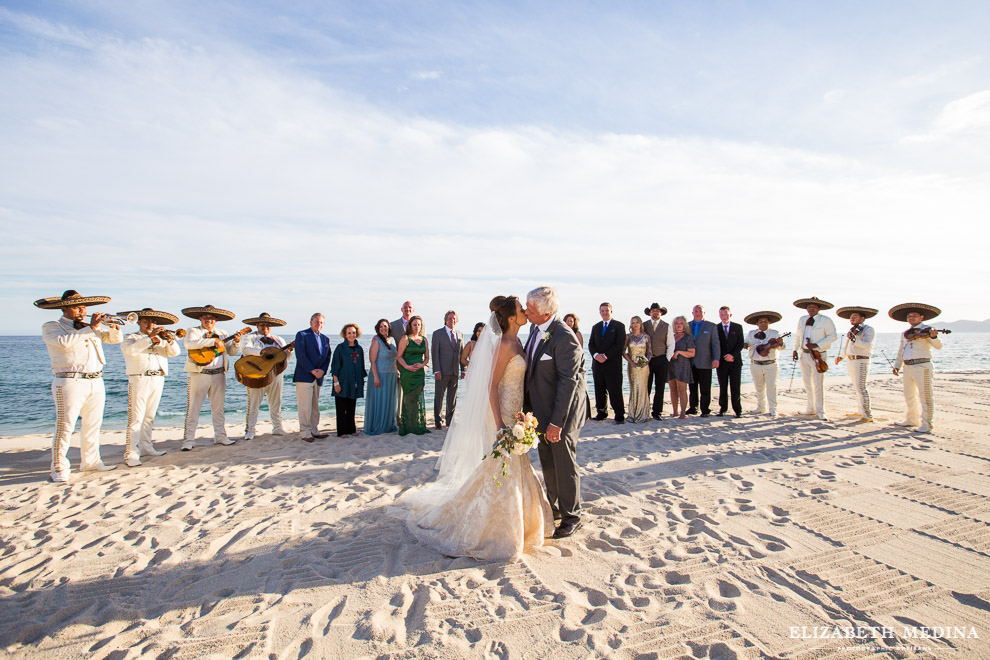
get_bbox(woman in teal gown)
[364,319,399,435]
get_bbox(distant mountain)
[940,319,990,332]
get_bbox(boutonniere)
[540,328,553,344]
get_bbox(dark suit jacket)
[526,318,587,435]
[293,328,331,385]
[588,320,626,366]
[717,322,745,363]
[689,319,721,368]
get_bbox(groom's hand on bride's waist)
[546,424,562,443]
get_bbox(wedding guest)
[293,313,331,442]
[643,303,674,420]
[589,302,626,424]
[431,310,463,429]
[365,319,399,436]
[460,322,485,376]
[563,313,584,348]
[331,323,366,438]
[622,316,652,423]
[668,316,696,419]
[716,306,744,418]
[391,301,416,415]
[687,305,720,417]
[397,315,430,435]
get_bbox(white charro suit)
[795,314,837,416]
[241,332,287,438]
[894,326,942,430]
[42,317,122,478]
[841,324,875,419]
[182,326,240,446]
[121,331,180,463]
[746,328,784,415]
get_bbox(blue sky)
[3,1,989,335]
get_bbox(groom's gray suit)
[524,317,587,526]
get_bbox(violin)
[805,338,829,373]
[756,332,792,357]
[904,327,951,341]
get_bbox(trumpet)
[87,311,139,326]
[157,328,187,342]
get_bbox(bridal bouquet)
[484,412,539,485]
[636,356,649,367]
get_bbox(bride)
[396,295,553,561]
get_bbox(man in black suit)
[588,302,626,424]
[687,305,720,417]
[715,306,744,418]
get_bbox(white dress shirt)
[795,314,837,353]
[843,324,875,358]
[43,316,122,374]
[122,332,181,375]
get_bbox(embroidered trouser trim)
[51,377,106,476]
[245,378,284,434]
[903,362,935,427]
[126,375,165,461]
[846,359,872,417]
[750,362,778,413]
[184,372,228,442]
[799,353,826,414]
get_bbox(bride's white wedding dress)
[403,354,553,560]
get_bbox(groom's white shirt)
[528,318,555,364]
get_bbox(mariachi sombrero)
[34,289,111,309]
[119,308,179,325]
[643,303,668,316]
[888,303,940,323]
[836,306,878,320]
[744,311,782,325]
[793,296,834,310]
[243,312,287,327]
[181,304,235,321]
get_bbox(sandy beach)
[2,371,989,658]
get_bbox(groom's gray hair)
[527,286,559,316]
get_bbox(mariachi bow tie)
[261,336,276,345]
[73,320,86,330]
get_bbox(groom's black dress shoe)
[552,521,582,539]
[593,414,608,421]
[716,411,726,417]
[685,408,698,415]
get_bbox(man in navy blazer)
[588,302,626,423]
[293,313,331,441]
[687,305,721,417]
[715,306,745,418]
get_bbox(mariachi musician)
[120,308,182,466]
[743,311,785,418]
[791,296,837,421]
[240,313,292,440]
[834,306,877,423]
[180,304,241,451]
[891,302,944,434]
[35,290,123,482]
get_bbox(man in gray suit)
[687,304,720,417]
[431,310,463,429]
[523,286,588,539]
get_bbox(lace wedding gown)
[404,354,553,560]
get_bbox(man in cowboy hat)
[834,306,878,423]
[36,290,123,482]
[791,296,837,421]
[744,311,785,418]
[180,305,242,450]
[241,313,292,440]
[643,303,674,420]
[120,308,182,466]
[890,303,944,433]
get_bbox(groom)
[523,286,588,539]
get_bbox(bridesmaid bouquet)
[484,412,540,485]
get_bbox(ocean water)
[1,333,986,437]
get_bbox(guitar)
[187,327,251,365]
[235,341,295,388]
[756,332,791,357]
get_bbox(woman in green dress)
[397,315,430,435]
